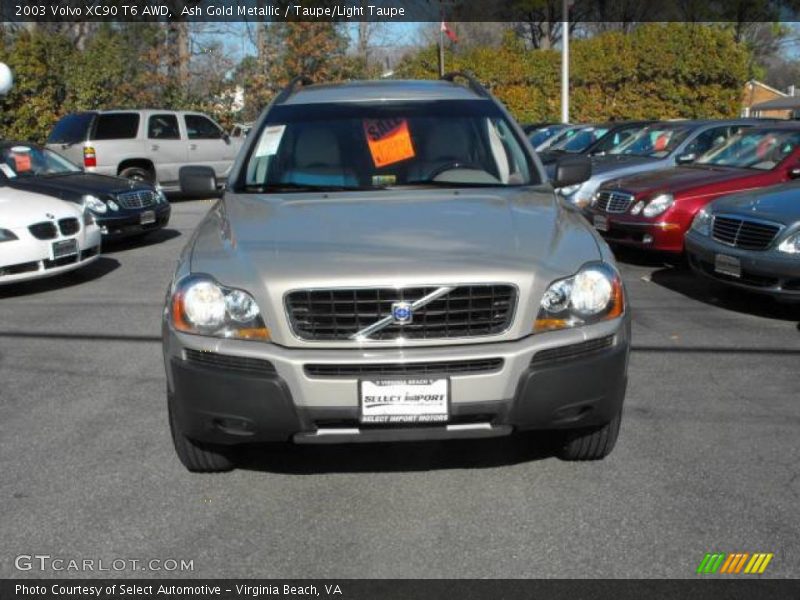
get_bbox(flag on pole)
[441,21,458,43]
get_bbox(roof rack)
[274,75,313,104]
[440,71,490,98]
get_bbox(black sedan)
[685,182,800,301]
[0,142,170,238]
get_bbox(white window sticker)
[0,163,16,178]
[254,125,286,158]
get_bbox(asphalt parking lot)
[1,199,798,579]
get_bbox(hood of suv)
[601,165,754,198]
[190,188,601,289]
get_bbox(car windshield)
[695,129,800,170]
[239,100,537,192]
[550,126,610,153]
[536,126,578,151]
[0,145,81,178]
[528,125,567,147]
[588,124,650,155]
[609,125,692,158]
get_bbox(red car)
[584,124,800,253]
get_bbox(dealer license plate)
[594,215,609,232]
[140,210,156,225]
[359,378,449,424]
[715,254,741,279]
[51,239,78,260]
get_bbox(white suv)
[47,109,243,192]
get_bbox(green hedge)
[396,24,750,123]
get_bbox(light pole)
[0,63,13,95]
[561,0,569,124]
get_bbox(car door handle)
[189,144,197,151]
[150,144,159,151]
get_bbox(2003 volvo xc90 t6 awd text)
[162,75,631,471]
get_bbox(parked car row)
[0,142,171,285]
[526,120,800,301]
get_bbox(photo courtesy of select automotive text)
[1,0,799,597]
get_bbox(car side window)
[185,115,224,140]
[684,126,733,157]
[92,113,140,140]
[148,114,180,140]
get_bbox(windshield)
[588,124,649,155]
[550,126,610,153]
[695,129,800,170]
[536,126,577,151]
[609,125,691,158]
[239,100,537,192]
[528,125,567,147]
[0,145,81,178]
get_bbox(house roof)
[746,79,788,98]
[752,96,800,111]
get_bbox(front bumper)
[583,209,685,253]
[96,204,171,238]
[0,225,102,285]
[163,317,630,445]
[685,232,800,299]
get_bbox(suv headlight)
[690,208,713,236]
[535,263,625,332]
[83,194,107,214]
[0,228,18,242]
[170,275,269,340]
[643,193,674,218]
[777,231,800,254]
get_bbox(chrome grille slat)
[286,285,517,341]
[595,190,634,213]
[712,215,782,250]
[116,190,156,210]
[304,358,504,378]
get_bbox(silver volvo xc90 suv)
[162,75,631,471]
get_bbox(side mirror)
[179,166,217,196]
[788,166,800,179]
[676,153,697,165]
[552,155,591,189]
[222,133,231,144]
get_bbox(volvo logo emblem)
[391,302,413,324]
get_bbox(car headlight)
[155,187,167,204]
[642,193,674,218]
[777,231,800,254]
[0,228,18,242]
[107,199,119,211]
[535,263,625,332]
[690,208,713,236]
[630,200,645,216]
[558,184,581,196]
[170,275,269,340]
[83,194,107,214]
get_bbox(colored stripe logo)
[697,552,773,574]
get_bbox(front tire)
[119,166,154,184]
[168,397,236,472]
[557,412,622,461]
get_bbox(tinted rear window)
[92,113,140,140]
[47,113,95,144]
